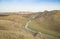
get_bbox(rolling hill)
[0,10,60,39]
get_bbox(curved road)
[25,20,37,33]
[24,15,60,39]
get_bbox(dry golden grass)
[0,20,24,39]
[0,30,24,39]
[0,20,21,31]
[0,14,41,39]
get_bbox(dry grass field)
[0,10,60,39]
[0,13,41,39]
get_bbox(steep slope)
[29,10,60,39]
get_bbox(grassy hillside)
[29,10,60,39]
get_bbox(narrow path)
[24,13,60,39]
[25,20,37,33]
[24,19,60,39]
